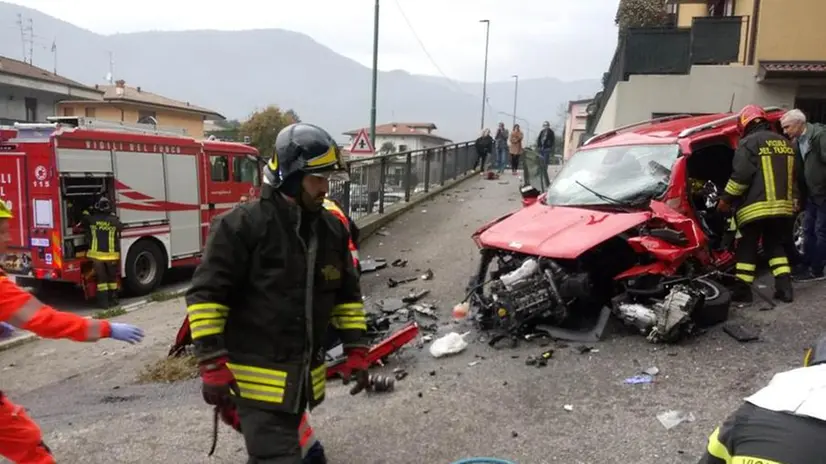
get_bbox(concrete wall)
[0,85,64,122]
[594,65,798,133]
[563,101,590,160]
[57,102,206,138]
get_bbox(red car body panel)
[476,202,652,260]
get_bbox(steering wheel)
[702,180,720,209]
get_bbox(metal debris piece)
[375,298,406,314]
[411,304,438,319]
[403,290,430,304]
[391,259,408,267]
[576,345,594,354]
[563,404,573,412]
[360,258,388,273]
[422,334,433,342]
[643,366,660,376]
[393,368,408,381]
[525,356,537,366]
[388,276,419,288]
[367,375,395,393]
[468,361,480,367]
[421,269,434,280]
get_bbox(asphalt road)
[4,168,826,464]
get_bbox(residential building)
[343,122,452,155]
[0,55,103,125]
[57,80,224,139]
[563,98,592,160]
[587,0,826,136]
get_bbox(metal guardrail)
[329,141,477,221]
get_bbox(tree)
[615,0,669,32]
[285,109,301,124]
[379,141,396,155]
[239,106,301,159]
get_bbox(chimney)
[115,79,125,96]
[136,86,141,93]
[391,123,397,133]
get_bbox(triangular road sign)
[348,128,375,154]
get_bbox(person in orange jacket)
[0,202,144,464]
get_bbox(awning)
[758,61,826,82]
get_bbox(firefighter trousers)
[735,217,793,286]
[0,393,54,464]
[236,404,304,464]
[91,259,119,309]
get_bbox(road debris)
[367,375,395,393]
[403,290,430,304]
[429,332,469,358]
[391,259,408,267]
[468,360,481,367]
[723,322,759,342]
[375,229,390,237]
[137,354,198,384]
[360,258,388,273]
[563,404,573,412]
[624,375,654,385]
[657,410,695,430]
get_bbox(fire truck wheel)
[124,239,166,296]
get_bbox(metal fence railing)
[329,141,477,222]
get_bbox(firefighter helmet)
[95,197,112,213]
[0,202,12,219]
[737,105,768,136]
[803,335,826,367]
[264,123,348,187]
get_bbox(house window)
[708,0,734,16]
[232,156,261,186]
[398,144,408,153]
[63,107,75,117]
[210,155,229,182]
[138,110,157,124]
[85,107,96,118]
[24,98,37,122]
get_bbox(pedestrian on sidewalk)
[781,109,826,282]
[509,124,524,175]
[494,122,509,174]
[474,129,494,174]
[0,202,143,464]
[536,121,555,166]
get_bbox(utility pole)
[27,18,33,65]
[16,14,26,63]
[511,75,519,128]
[108,51,115,84]
[479,19,490,131]
[369,0,380,148]
[51,40,57,74]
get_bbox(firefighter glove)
[218,403,241,432]
[110,323,145,344]
[717,198,731,213]
[341,347,370,395]
[199,356,239,406]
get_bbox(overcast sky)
[8,0,620,82]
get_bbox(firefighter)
[698,334,826,463]
[718,105,797,303]
[75,197,124,309]
[0,201,144,464]
[185,122,369,463]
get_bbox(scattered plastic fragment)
[563,404,573,412]
[657,410,695,430]
[624,374,654,385]
[429,332,469,358]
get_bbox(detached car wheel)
[691,277,731,328]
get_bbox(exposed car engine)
[613,284,705,343]
[481,257,593,336]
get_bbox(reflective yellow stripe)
[96,283,109,291]
[706,427,732,462]
[736,200,794,224]
[332,302,364,313]
[724,179,748,196]
[232,381,285,403]
[768,257,788,267]
[331,316,367,331]
[732,458,780,464]
[227,363,287,387]
[311,364,326,400]
[761,155,776,202]
[87,251,119,260]
[108,229,116,257]
[787,155,794,200]
[772,265,791,276]
[187,303,230,339]
[91,232,98,258]
[736,263,756,271]
[736,273,755,283]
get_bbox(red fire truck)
[0,117,262,299]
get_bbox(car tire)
[691,277,731,328]
[124,239,166,296]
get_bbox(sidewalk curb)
[0,286,191,354]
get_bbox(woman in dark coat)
[474,128,495,174]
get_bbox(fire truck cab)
[0,117,261,299]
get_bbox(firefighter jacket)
[0,273,111,341]
[80,213,123,261]
[723,129,798,227]
[185,186,368,414]
[322,198,359,268]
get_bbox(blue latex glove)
[0,322,14,339]
[109,323,144,344]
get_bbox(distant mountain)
[0,1,600,142]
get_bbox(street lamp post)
[479,19,490,131]
[369,0,380,147]
[511,75,519,129]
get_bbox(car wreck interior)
[686,141,735,249]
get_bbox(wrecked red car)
[469,107,798,344]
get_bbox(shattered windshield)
[544,144,680,207]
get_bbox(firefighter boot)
[304,442,327,464]
[108,289,120,308]
[774,274,794,303]
[95,288,111,309]
[731,280,754,303]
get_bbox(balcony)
[586,15,745,134]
